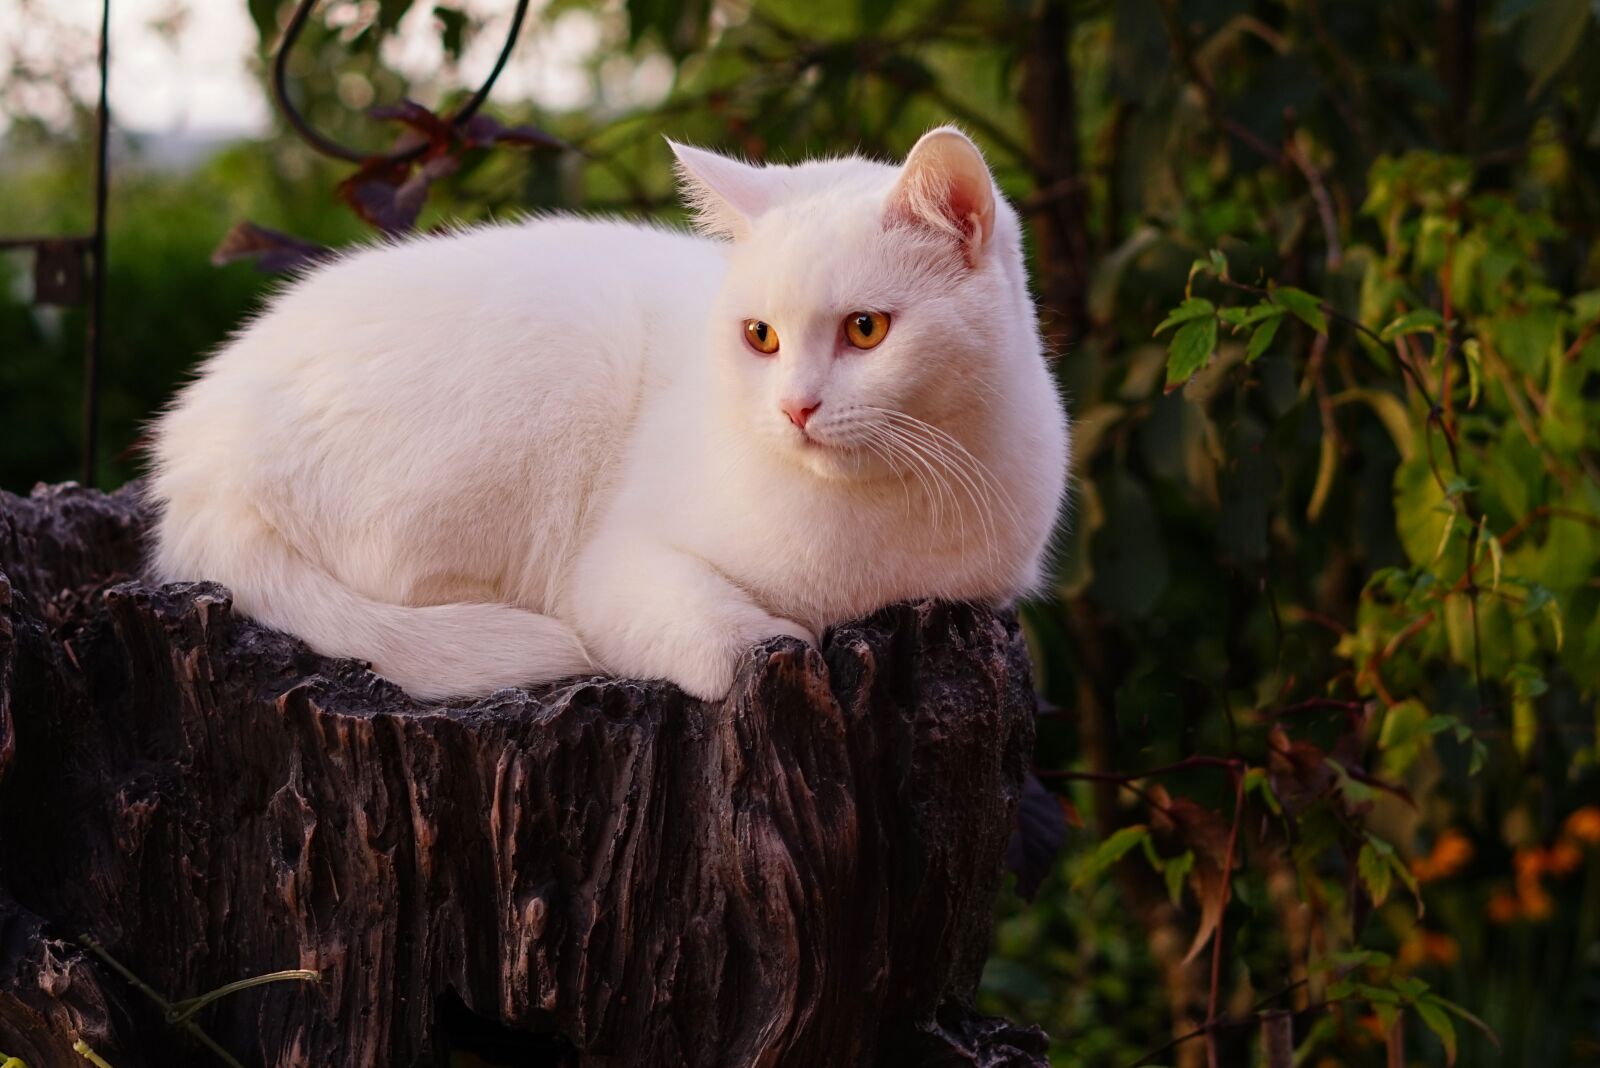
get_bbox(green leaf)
[1508,664,1548,698]
[1164,316,1218,388]
[1319,948,1392,971]
[1307,434,1337,520]
[1271,286,1328,334]
[377,0,416,31]
[1571,289,1600,324]
[1484,522,1503,590]
[1393,976,1430,1000]
[1073,825,1151,888]
[1430,994,1501,1047]
[1244,767,1282,816]
[1487,307,1561,377]
[1219,302,1283,329]
[1462,338,1483,407]
[1378,699,1431,775]
[1387,848,1424,917]
[1153,298,1215,337]
[1519,0,1590,97]
[1358,982,1403,1005]
[1246,314,1282,363]
[247,0,280,42]
[1358,840,1393,906]
[434,5,468,59]
[1163,849,1195,904]
[1380,308,1445,341]
[1514,581,1565,650]
[1432,510,1458,563]
[1416,997,1459,1064]
[858,0,897,30]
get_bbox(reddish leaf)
[210,221,332,274]
[338,155,459,233]
[371,99,457,156]
[1267,725,1337,813]
[460,113,575,153]
[1144,787,1239,966]
[1152,792,1232,866]
[1180,855,1230,965]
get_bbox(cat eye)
[743,319,780,355]
[843,311,891,350]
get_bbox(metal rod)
[271,0,531,164]
[82,0,111,487]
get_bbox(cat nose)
[782,400,820,430]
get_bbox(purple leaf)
[338,155,459,233]
[211,221,333,274]
[1006,773,1067,900]
[460,113,575,153]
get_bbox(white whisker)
[873,407,1028,542]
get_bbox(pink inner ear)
[941,177,986,242]
[885,131,996,259]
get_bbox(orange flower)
[1547,838,1583,875]
[1517,872,1554,921]
[1565,806,1600,845]
[1487,887,1520,923]
[1413,829,1475,882]
[1399,929,1461,967]
[1425,930,1461,965]
[1513,846,1545,879]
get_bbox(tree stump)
[0,482,1048,1068]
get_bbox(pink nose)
[782,400,820,429]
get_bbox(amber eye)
[844,311,890,350]
[743,319,780,355]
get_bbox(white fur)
[147,127,1070,702]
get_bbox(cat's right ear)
[667,140,774,240]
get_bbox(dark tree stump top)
[0,482,1047,1068]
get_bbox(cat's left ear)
[667,140,775,240]
[886,126,996,264]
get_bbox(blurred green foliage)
[4,0,1600,1064]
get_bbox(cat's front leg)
[569,537,814,701]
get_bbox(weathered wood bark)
[0,482,1047,1068]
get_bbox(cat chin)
[782,440,889,484]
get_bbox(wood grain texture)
[0,482,1047,1067]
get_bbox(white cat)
[147,127,1069,702]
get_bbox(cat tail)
[150,502,595,700]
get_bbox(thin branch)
[1034,755,1243,785]
[1155,0,1286,166]
[1204,768,1247,1068]
[79,935,247,1068]
[1128,980,1314,1067]
[1282,118,1343,269]
[1269,697,1365,717]
[1498,505,1600,548]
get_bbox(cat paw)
[672,616,816,701]
[752,616,818,651]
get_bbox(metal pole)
[82,0,111,486]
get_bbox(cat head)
[671,127,1040,481]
